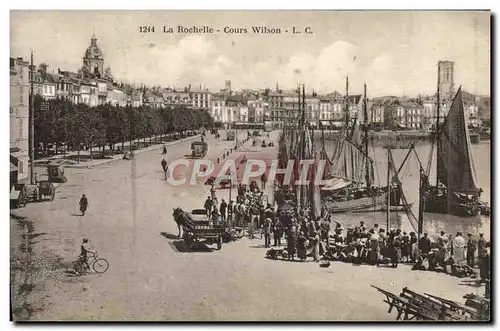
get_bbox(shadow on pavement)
[160,232,179,240]
[248,245,267,248]
[169,240,213,253]
[160,232,214,253]
[70,213,82,217]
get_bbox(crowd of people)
[413,231,491,281]
[202,182,273,232]
[199,180,490,283]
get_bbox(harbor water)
[318,137,491,240]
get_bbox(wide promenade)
[10,130,481,321]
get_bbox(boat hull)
[423,191,490,217]
[324,192,387,213]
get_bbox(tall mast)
[296,85,301,211]
[435,62,441,187]
[363,83,371,187]
[301,85,307,212]
[346,76,350,128]
[386,148,391,232]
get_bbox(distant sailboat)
[423,87,490,216]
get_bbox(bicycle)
[74,252,109,275]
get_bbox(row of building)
[210,87,482,131]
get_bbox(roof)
[400,102,422,109]
[347,95,362,104]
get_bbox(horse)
[172,207,194,238]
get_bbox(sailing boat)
[274,85,322,219]
[423,87,490,217]
[320,81,404,213]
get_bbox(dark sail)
[437,87,479,194]
[323,120,374,187]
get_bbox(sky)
[10,10,490,96]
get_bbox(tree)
[104,67,114,82]
[38,62,48,73]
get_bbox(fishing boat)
[320,81,404,213]
[422,87,490,217]
[274,85,322,219]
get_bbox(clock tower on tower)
[82,33,104,78]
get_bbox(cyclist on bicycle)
[77,238,96,274]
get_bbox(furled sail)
[323,119,374,187]
[437,87,479,194]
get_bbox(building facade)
[10,57,30,180]
[190,88,212,110]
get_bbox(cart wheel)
[216,237,222,250]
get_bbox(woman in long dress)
[453,232,466,265]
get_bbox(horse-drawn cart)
[10,180,55,208]
[173,208,225,250]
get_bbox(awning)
[320,178,351,191]
[10,162,18,172]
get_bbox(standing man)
[219,199,227,222]
[227,200,234,226]
[478,233,487,260]
[263,217,272,248]
[273,218,283,247]
[261,172,267,190]
[161,158,168,180]
[479,242,490,283]
[418,233,431,256]
[204,196,213,216]
[466,233,477,268]
[79,194,88,216]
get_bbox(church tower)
[82,33,104,78]
[438,61,455,102]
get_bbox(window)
[19,119,24,137]
[18,161,23,174]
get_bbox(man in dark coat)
[478,233,487,259]
[261,172,267,190]
[219,199,227,222]
[79,194,88,216]
[227,200,234,226]
[479,242,490,283]
[466,233,477,267]
[273,218,283,247]
[204,196,213,216]
[418,233,431,256]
